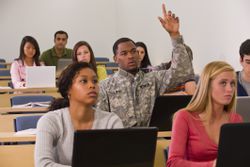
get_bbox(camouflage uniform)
[96,36,194,127]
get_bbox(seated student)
[40,30,73,68]
[97,4,194,127]
[72,41,107,81]
[167,61,243,167]
[135,41,152,73]
[10,36,41,88]
[237,39,250,96]
[35,62,123,167]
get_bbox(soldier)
[96,4,195,127]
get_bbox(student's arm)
[154,4,194,94]
[35,115,71,167]
[167,110,214,167]
[96,80,111,112]
[10,61,25,88]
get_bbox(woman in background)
[10,36,41,88]
[35,62,123,167]
[135,41,152,73]
[72,41,107,81]
[167,61,242,167]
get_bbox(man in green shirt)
[40,30,73,68]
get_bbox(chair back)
[14,115,42,131]
[95,57,110,62]
[0,69,10,76]
[0,64,6,68]
[10,95,54,106]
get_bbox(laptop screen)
[236,96,250,122]
[57,58,72,72]
[72,127,158,167]
[26,66,56,88]
[216,123,250,167]
[149,95,192,131]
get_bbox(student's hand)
[158,3,180,38]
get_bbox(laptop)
[236,96,250,122]
[26,66,56,88]
[216,123,250,167]
[149,95,192,131]
[72,127,158,167]
[57,58,72,72]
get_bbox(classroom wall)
[1,0,250,73]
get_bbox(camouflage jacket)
[96,36,194,127]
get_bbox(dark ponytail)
[49,98,69,111]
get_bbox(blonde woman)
[167,61,242,167]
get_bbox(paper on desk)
[14,128,37,135]
[12,101,51,108]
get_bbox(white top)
[35,107,123,167]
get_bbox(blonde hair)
[185,61,237,121]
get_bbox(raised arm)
[153,4,194,94]
[158,3,180,39]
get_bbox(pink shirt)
[10,60,37,88]
[167,109,242,167]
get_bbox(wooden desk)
[0,145,34,167]
[0,132,171,167]
[0,132,35,142]
[154,138,171,167]
[0,87,58,93]
[0,107,48,114]
[0,76,11,80]
[0,92,61,107]
[0,113,44,132]
[158,131,171,138]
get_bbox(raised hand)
[158,4,180,38]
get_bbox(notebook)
[57,58,72,72]
[149,95,192,131]
[72,127,158,167]
[25,66,56,88]
[216,123,250,167]
[236,96,250,122]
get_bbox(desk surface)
[0,107,48,114]
[0,87,58,93]
[0,76,11,80]
[0,132,36,142]
[157,131,171,138]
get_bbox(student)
[72,41,107,81]
[167,61,243,167]
[135,41,152,73]
[237,39,250,96]
[96,4,194,127]
[35,62,123,167]
[10,36,41,88]
[40,30,73,67]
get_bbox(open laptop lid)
[25,66,56,88]
[57,58,72,72]
[149,95,192,131]
[236,96,250,122]
[72,127,158,167]
[216,123,250,167]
